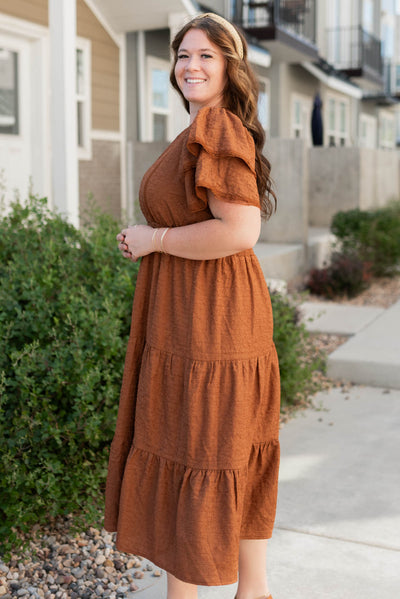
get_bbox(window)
[363,0,374,34]
[396,64,400,89]
[379,111,395,149]
[359,114,377,148]
[328,97,335,145]
[291,93,312,144]
[76,39,91,158]
[382,22,395,60]
[147,57,171,142]
[326,94,349,146]
[257,77,270,135]
[0,48,18,135]
[293,99,302,138]
[339,101,347,146]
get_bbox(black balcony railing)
[232,0,316,44]
[325,26,383,80]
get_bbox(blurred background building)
[0,0,399,282]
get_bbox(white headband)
[198,13,244,60]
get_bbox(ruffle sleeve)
[183,106,260,212]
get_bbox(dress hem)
[113,541,239,587]
[239,531,274,540]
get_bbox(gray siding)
[126,32,139,144]
[146,29,171,61]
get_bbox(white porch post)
[49,0,79,227]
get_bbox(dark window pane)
[76,48,84,95]
[152,69,169,109]
[0,48,19,135]
[77,101,84,147]
[153,113,167,141]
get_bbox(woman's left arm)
[118,191,261,261]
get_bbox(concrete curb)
[327,299,400,389]
[300,301,384,336]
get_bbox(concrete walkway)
[299,301,384,336]
[300,299,400,389]
[131,386,400,599]
[129,299,400,598]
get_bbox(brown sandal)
[234,596,272,599]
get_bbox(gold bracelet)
[152,228,159,252]
[160,228,170,254]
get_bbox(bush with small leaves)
[0,196,139,554]
[271,292,325,406]
[331,203,400,277]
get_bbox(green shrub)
[271,292,325,407]
[0,196,139,554]
[307,251,372,299]
[331,203,400,276]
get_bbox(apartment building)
[227,0,399,149]
[0,0,398,228]
[381,0,400,145]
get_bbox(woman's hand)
[116,224,154,262]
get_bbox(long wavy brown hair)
[170,14,277,219]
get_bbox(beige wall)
[267,64,319,139]
[79,140,121,220]
[132,141,169,223]
[309,147,400,227]
[260,138,308,244]
[77,0,119,131]
[0,0,120,132]
[360,102,377,118]
[0,0,47,25]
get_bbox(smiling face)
[174,28,227,120]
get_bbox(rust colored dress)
[104,106,280,586]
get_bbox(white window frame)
[257,76,270,137]
[378,110,396,149]
[326,93,350,147]
[359,113,377,148]
[146,56,172,142]
[76,37,91,160]
[291,92,312,145]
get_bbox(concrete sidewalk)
[299,301,384,336]
[270,385,400,599]
[300,299,400,389]
[130,299,400,598]
[129,386,400,599]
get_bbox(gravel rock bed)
[0,521,163,598]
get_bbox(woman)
[104,13,280,599]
